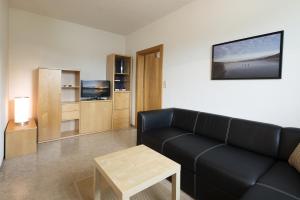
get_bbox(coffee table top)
[94,145,181,197]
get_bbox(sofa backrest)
[138,109,174,133]
[171,108,198,132]
[194,112,231,142]
[228,118,281,157]
[278,128,300,160]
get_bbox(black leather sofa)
[137,108,300,200]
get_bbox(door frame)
[135,44,164,125]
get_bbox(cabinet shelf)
[114,90,131,92]
[61,86,80,89]
[61,101,80,104]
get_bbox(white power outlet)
[163,81,166,88]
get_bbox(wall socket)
[163,81,166,88]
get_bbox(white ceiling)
[9,0,195,35]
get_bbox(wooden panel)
[114,92,130,110]
[113,118,130,129]
[62,102,79,112]
[5,119,37,159]
[136,55,145,123]
[37,68,62,142]
[6,118,37,132]
[143,52,162,111]
[113,109,129,120]
[62,111,80,121]
[106,54,115,100]
[80,101,112,134]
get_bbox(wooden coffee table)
[94,145,181,200]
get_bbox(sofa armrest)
[137,108,174,145]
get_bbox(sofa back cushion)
[138,109,174,133]
[194,112,231,142]
[278,128,300,160]
[171,108,198,132]
[228,118,281,157]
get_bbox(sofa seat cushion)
[141,128,190,153]
[241,184,298,200]
[257,161,300,199]
[163,134,222,172]
[196,145,275,198]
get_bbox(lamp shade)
[14,97,30,124]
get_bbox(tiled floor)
[0,128,193,200]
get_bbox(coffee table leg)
[94,168,101,200]
[172,171,180,200]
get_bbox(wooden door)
[136,45,163,124]
[143,52,162,111]
[38,69,61,142]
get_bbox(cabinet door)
[38,69,61,142]
[113,109,130,129]
[80,101,112,134]
[80,101,96,133]
[114,92,130,110]
[96,101,112,132]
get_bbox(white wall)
[126,0,300,127]
[8,8,125,119]
[0,0,9,166]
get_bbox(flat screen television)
[81,80,110,100]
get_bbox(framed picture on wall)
[211,31,284,80]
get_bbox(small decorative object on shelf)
[120,59,124,74]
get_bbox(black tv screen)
[81,80,110,99]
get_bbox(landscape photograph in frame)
[212,31,284,80]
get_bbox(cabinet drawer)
[113,118,130,129]
[62,103,80,112]
[62,111,80,121]
[113,109,129,120]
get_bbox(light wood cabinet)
[37,68,62,142]
[38,68,81,142]
[107,54,132,129]
[37,67,115,142]
[80,100,112,134]
[5,119,37,159]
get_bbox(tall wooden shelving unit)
[60,69,81,137]
[107,54,132,129]
[37,68,81,143]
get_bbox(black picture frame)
[211,31,284,80]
